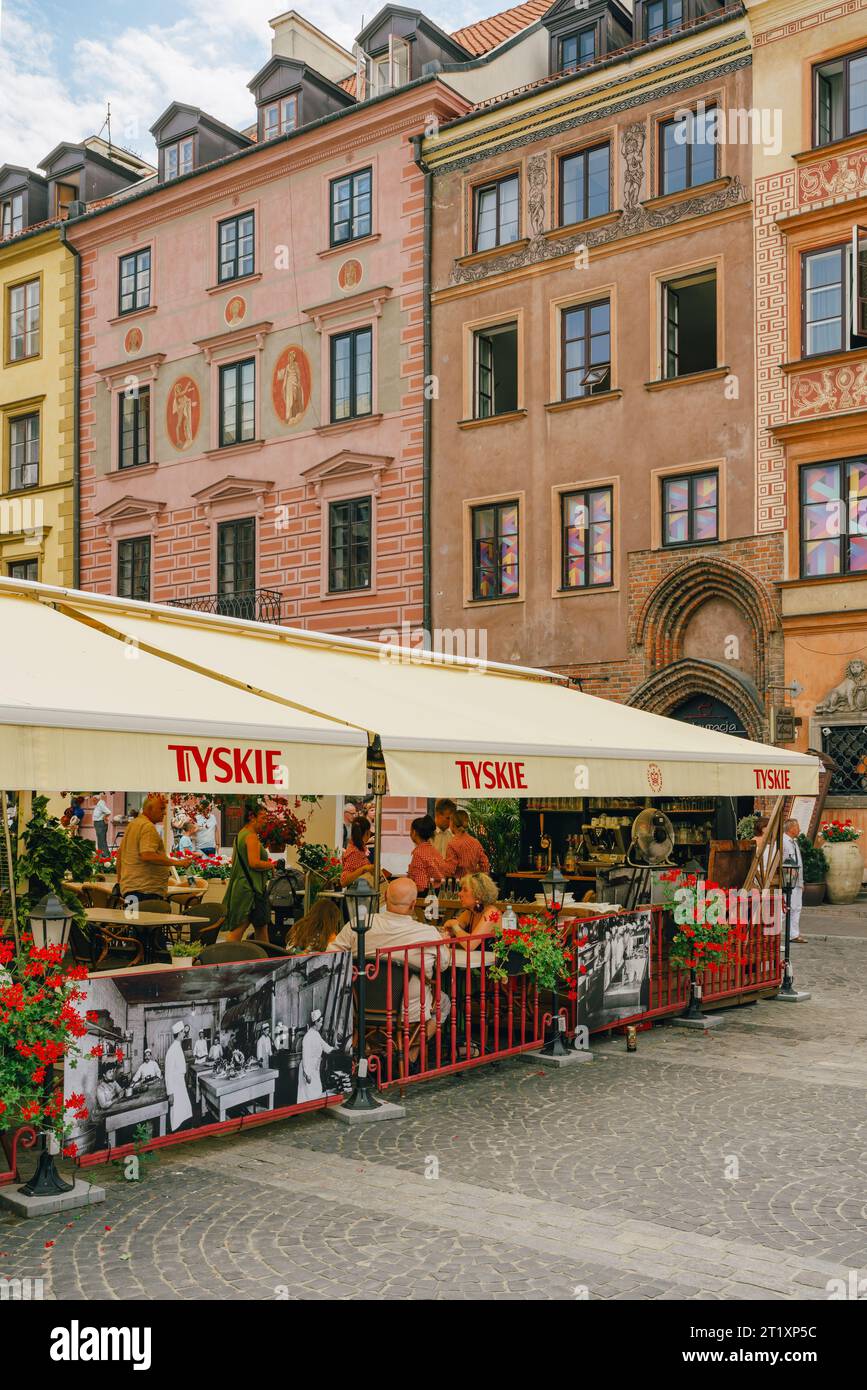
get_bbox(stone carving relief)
[816,659,867,714]
[621,121,645,213]
[527,153,547,239]
[790,361,867,418]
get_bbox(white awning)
[0,586,367,793]
[0,578,819,800]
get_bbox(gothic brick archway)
[634,557,778,697]
[628,659,767,742]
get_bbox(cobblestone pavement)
[2,936,866,1301]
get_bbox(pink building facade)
[69,80,468,641]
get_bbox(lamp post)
[341,876,382,1112]
[19,895,76,1198]
[778,860,800,1001]
[540,864,570,1057]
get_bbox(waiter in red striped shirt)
[407,815,450,892]
[444,808,490,877]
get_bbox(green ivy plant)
[798,834,828,884]
[16,795,96,932]
[464,798,521,876]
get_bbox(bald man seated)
[329,877,451,1052]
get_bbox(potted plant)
[167,940,202,969]
[736,814,758,849]
[818,821,863,904]
[18,796,96,941]
[798,834,829,907]
[297,843,342,908]
[658,871,745,976]
[488,908,575,990]
[465,798,521,891]
[0,933,91,1177]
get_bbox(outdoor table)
[198,1067,279,1122]
[84,907,209,965]
[99,1082,169,1150]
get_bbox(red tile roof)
[340,0,548,95]
[451,0,551,56]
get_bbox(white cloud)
[0,0,507,171]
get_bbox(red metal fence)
[367,906,783,1092]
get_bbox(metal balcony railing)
[166,589,283,624]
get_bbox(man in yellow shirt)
[117,793,187,904]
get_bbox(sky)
[0,0,497,171]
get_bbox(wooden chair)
[183,901,226,947]
[358,962,422,1080]
[91,925,144,971]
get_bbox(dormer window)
[263,95,299,140]
[363,34,411,97]
[645,0,683,38]
[560,27,596,71]
[1,195,23,238]
[165,138,194,181]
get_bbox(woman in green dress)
[224,803,273,942]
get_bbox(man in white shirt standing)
[782,818,805,943]
[91,793,113,856]
[256,1022,273,1067]
[433,799,456,861]
[195,801,218,856]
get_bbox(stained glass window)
[801,458,867,576]
[562,487,613,589]
[472,501,519,600]
[662,471,718,547]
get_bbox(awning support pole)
[1,791,20,952]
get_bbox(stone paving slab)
[1,936,865,1300]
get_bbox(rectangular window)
[8,558,37,581]
[328,495,371,593]
[217,518,256,607]
[814,47,867,146]
[561,299,611,399]
[9,413,39,490]
[165,138,194,181]
[645,0,683,38]
[119,386,150,469]
[560,144,609,226]
[330,327,372,422]
[367,35,411,93]
[662,270,717,378]
[1,194,24,238]
[218,212,255,284]
[219,359,256,447]
[473,322,518,419]
[117,537,151,602]
[7,278,40,361]
[330,167,372,247]
[659,107,717,195]
[562,487,613,589]
[822,725,867,796]
[118,248,151,315]
[662,470,719,547]
[560,27,596,71]
[800,458,867,577]
[472,500,519,600]
[473,174,519,252]
[263,94,299,140]
[802,240,867,356]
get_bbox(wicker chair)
[197,941,267,964]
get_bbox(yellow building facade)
[0,225,75,586]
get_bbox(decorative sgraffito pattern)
[790,360,867,418]
[754,0,867,46]
[798,148,867,206]
[754,169,796,533]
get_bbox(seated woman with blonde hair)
[287,898,343,954]
[442,872,500,952]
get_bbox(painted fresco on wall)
[576,910,651,1033]
[124,326,143,355]
[272,344,312,426]
[66,952,353,1156]
[166,375,201,451]
[224,295,247,326]
[338,258,363,292]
